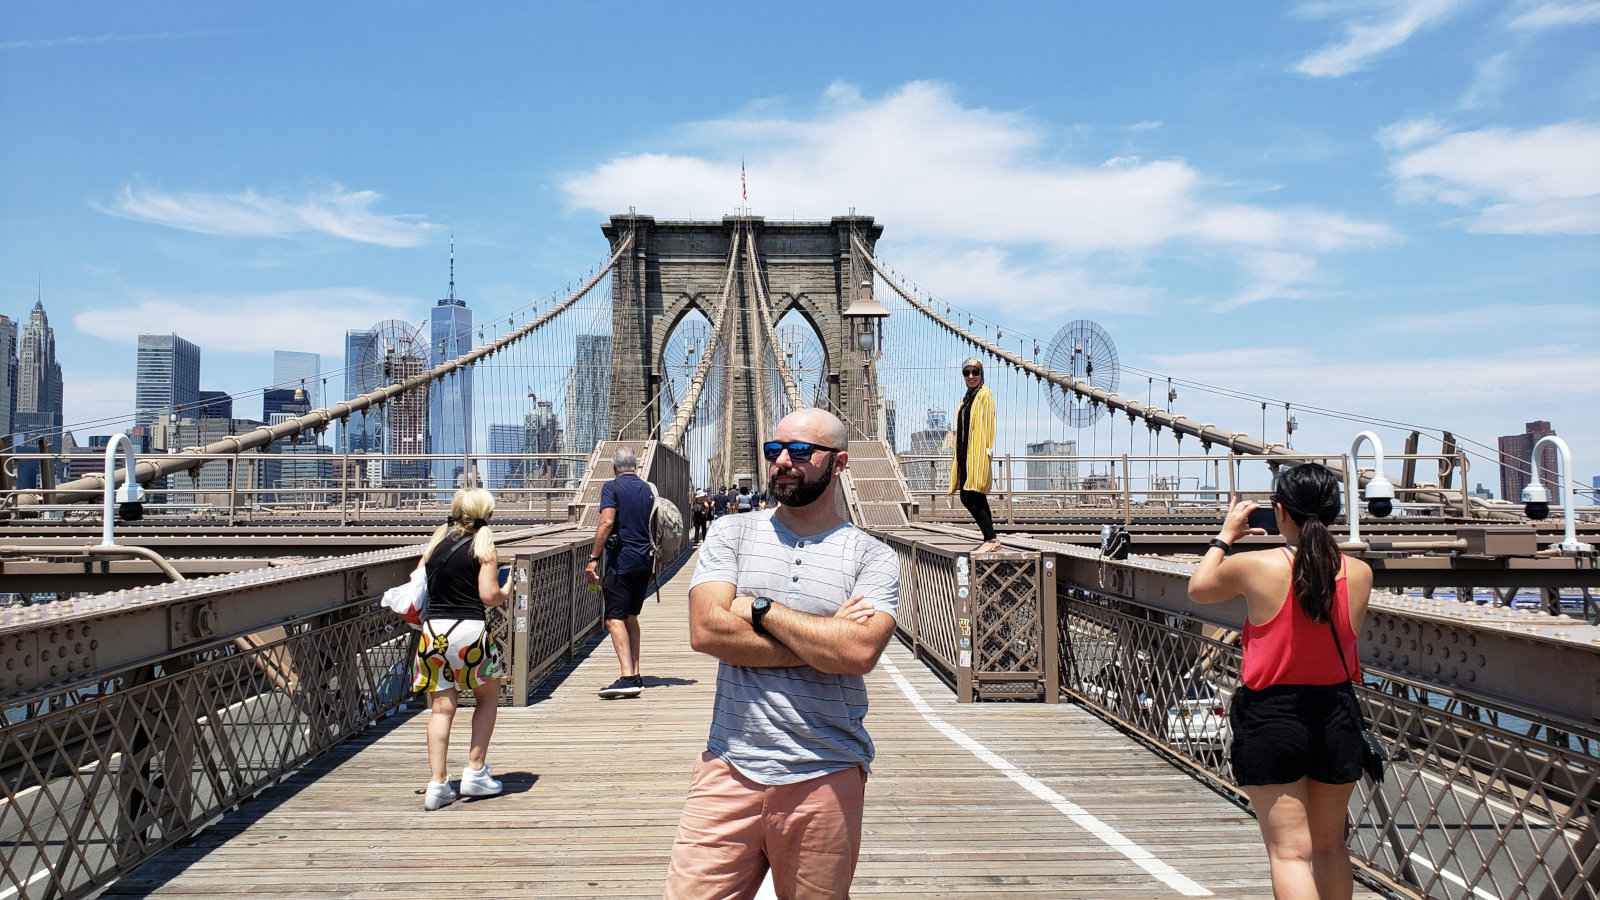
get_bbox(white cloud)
[882,245,1158,320]
[1210,251,1320,311]
[72,287,418,357]
[1376,116,1450,149]
[98,184,442,248]
[1292,0,1466,77]
[0,31,220,51]
[1458,51,1514,109]
[1509,1,1600,29]
[562,81,1393,316]
[1383,120,1600,233]
[1129,120,1164,132]
[1387,302,1600,332]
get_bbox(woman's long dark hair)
[1273,463,1343,622]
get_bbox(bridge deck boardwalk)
[106,560,1378,899]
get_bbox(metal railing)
[898,451,1489,523]
[0,600,413,900]
[877,529,1057,702]
[1058,587,1600,900]
[2,451,590,523]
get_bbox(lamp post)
[842,278,888,439]
[100,432,145,547]
[1521,435,1593,555]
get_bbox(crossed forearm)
[760,605,874,675]
[693,601,805,668]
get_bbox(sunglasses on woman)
[962,368,981,376]
[762,440,841,463]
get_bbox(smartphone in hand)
[1246,506,1279,535]
[497,564,512,587]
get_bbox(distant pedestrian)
[949,357,1000,552]
[712,487,729,519]
[735,485,754,514]
[692,490,711,543]
[413,487,509,811]
[666,407,899,899]
[585,446,654,699]
[1188,463,1373,900]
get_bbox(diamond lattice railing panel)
[1057,587,1600,900]
[0,602,411,900]
[971,557,1041,677]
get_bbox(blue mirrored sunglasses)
[762,440,841,463]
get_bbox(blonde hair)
[421,487,498,566]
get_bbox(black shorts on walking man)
[585,446,655,699]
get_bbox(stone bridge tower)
[603,214,883,486]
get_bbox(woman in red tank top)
[1189,464,1373,900]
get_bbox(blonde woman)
[949,357,1000,552]
[413,487,510,810]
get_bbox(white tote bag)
[380,566,428,629]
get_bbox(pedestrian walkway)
[106,560,1380,898]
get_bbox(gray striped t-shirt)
[690,509,901,785]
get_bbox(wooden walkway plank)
[109,556,1381,898]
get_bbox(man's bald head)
[775,408,849,449]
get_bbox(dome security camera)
[1522,482,1551,521]
[1364,473,1395,518]
[115,481,145,523]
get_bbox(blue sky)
[2,2,1597,492]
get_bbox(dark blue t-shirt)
[600,473,654,575]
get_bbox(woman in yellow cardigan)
[949,357,1000,552]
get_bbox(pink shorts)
[664,751,866,900]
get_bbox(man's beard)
[770,456,835,508]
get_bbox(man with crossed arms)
[665,408,900,899]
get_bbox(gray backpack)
[646,481,686,572]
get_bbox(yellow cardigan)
[948,385,994,494]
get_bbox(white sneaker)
[423,781,457,811]
[460,763,502,797]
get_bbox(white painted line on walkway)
[1408,851,1499,900]
[0,865,52,900]
[880,654,1212,897]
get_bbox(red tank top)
[1241,549,1360,691]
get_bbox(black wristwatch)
[1207,538,1232,555]
[750,596,774,637]
[588,555,602,563]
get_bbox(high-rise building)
[384,349,429,485]
[564,334,611,465]
[0,314,17,439]
[196,390,233,420]
[1591,474,1599,506]
[263,388,311,423]
[1498,421,1560,506]
[883,399,898,452]
[429,241,473,492]
[16,299,63,443]
[487,423,526,490]
[341,329,380,453]
[135,333,200,428]
[273,350,321,410]
[905,408,953,492]
[1025,439,1078,491]
[1472,483,1495,500]
[150,415,265,498]
[525,399,564,486]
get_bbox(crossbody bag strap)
[423,534,474,629]
[1325,612,1371,730]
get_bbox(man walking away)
[585,446,654,699]
[735,485,754,514]
[666,408,900,899]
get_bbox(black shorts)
[1229,682,1364,786]
[603,568,652,620]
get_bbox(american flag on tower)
[741,158,747,203]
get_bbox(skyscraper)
[263,388,312,423]
[16,299,64,443]
[1026,439,1079,491]
[342,328,379,453]
[196,390,233,420]
[0,315,17,439]
[273,350,321,410]
[487,423,525,490]
[525,398,563,486]
[135,333,200,429]
[565,334,611,459]
[1498,421,1560,506]
[429,240,472,492]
